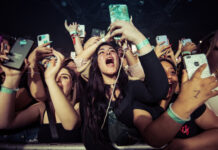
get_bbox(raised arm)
[110,21,168,101]
[143,66,218,147]
[64,20,83,55]
[44,50,80,130]
[28,43,53,101]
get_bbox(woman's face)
[97,44,119,77]
[161,61,178,99]
[56,68,73,98]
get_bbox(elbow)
[62,117,80,131]
[144,137,167,148]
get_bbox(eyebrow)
[60,73,71,76]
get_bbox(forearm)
[0,76,20,128]
[125,50,138,66]
[72,36,83,55]
[143,112,182,147]
[28,65,47,101]
[46,79,80,130]
[76,39,103,60]
[138,51,169,100]
[168,129,218,150]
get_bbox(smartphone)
[156,35,169,46]
[2,38,34,70]
[109,4,130,40]
[37,34,50,47]
[184,54,218,115]
[182,38,192,46]
[71,51,76,60]
[91,28,105,38]
[183,54,211,79]
[78,25,85,38]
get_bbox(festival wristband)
[167,103,191,124]
[181,51,191,56]
[70,31,78,35]
[136,39,150,50]
[0,85,19,94]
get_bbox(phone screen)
[78,25,85,38]
[182,38,192,46]
[2,38,34,70]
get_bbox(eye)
[98,51,104,55]
[110,49,116,53]
[61,75,69,80]
[171,71,176,75]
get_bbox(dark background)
[0,0,217,56]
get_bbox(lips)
[168,83,173,95]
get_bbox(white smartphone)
[78,25,85,38]
[156,35,169,46]
[182,38,192,46]
[37,34,50,47]
[71,51,76,60]
[183,54,211,79]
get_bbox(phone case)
[91,28,105,38]
[2,38,34,70]
[37,34,50,47]
[78,25,85,38]
[109,4,130,23]
[156,35,169,46]
[183,54,211,79]
[182,38,192,46]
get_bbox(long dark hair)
[81,42,128,149]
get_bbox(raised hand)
[64,20,79,34]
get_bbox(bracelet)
[136,39,150,50]
[167,103,191,124]
[0,85,19,94]
[70,31,78,35]
[181,51,191,56]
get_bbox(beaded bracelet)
[167,103,191,124]
[136,39,150,50]
[0,85,19,94]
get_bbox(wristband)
[70,31,78,35]
[167,103,191,124]
[101,37,105,42]
[181,51,191,56]
[0,85,19,94]
[136,39,150,50]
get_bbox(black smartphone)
[2,38,34,70]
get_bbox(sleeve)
[127,61,145,81]
[132,50,169,103]
[191,104,206,120]
[74,57,91,82]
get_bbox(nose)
[106,50,111,55]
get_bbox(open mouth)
[105,57,114,66]
[168,83,173,95]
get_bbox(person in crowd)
[148,58,218,150]
[0,48,82,143]
[79,20,169,149]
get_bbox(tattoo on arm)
[194,90,200,98]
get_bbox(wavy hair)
[80,42,128,148]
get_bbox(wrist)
[3,77,20,89]
[171,100,193,120]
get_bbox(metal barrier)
[0,143,163,150]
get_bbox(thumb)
[181,69,188,83]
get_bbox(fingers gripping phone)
[37,34,50,47]
[156,35,169,46]
[2,38,34,70]
[183,54,218,115]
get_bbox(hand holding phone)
[2,38,34,70]
[37,34,50,48]
[91,28,105,38]
[156,35,169,46]
[78,25,85,38]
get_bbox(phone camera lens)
[194,62,199,66]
